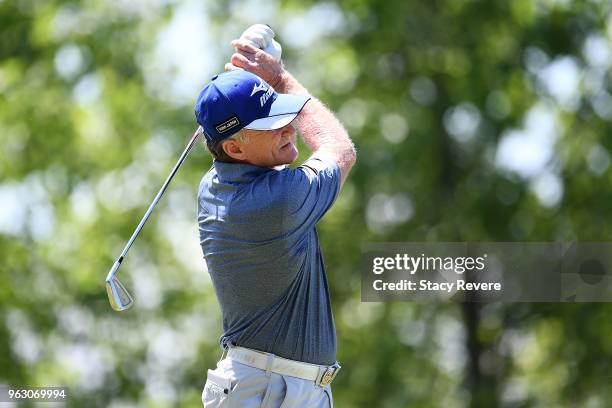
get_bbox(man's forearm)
[273,71,357,182]
[271,70,309,96]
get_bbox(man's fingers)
[233,47,266,64]
[231,39,260,54]
[224,63,242,72]
[230,53,256,69]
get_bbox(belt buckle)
[317,362,341,387]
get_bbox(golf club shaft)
[106,127,202,280]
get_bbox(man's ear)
[222,139,247,160]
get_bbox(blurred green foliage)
[1,0,612,407]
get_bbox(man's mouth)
[281,141,292,149]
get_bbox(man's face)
[223,122,299,167]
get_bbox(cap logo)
[215,116,240,134]
[250,81,268,97]
[259,87,274,107]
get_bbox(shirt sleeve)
[282,153,341,233]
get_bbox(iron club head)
[106,260,134,311]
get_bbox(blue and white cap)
[194,70,310,143]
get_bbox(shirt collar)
[213,161,274,183]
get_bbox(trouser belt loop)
[218,345,229,364]
[264,353,275,377]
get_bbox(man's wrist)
[271,70,308,96]
[270,70,290,92]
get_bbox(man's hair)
[204,130,250,163]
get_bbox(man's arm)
[228,40,357,186]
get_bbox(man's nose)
[281,123,296,136]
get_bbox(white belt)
[226,346,341,387]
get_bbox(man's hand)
[225,39,285,89]
[239,24,282,62]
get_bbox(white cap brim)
[244,93,310,131]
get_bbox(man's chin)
[281,148,299,165]
[287,152,299,165]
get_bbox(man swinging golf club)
[196,24,356,407]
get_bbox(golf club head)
[106,261,134,311]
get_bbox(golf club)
[105,126,204,311]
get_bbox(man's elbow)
[336,145,356,184]
[344,143,357,169]
[319,138,356,174]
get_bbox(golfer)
[195,27,356,408]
